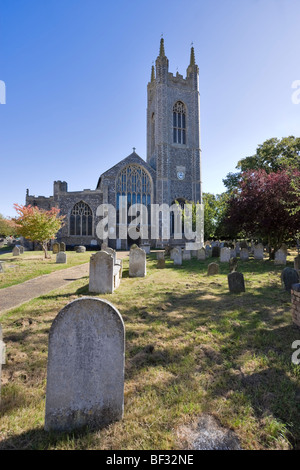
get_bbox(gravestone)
[53,242,60,254]
[12,246,20,256]
[229,257,238,273]
[207,262,219,276]
[240,248,249,261]
[17,245,24,254]
[228,272,245,293]
[220,247,231,263]
[157,251,165,260]
[253,244,264,260]
[56,252,67,264]
[212,246,220,258]
[173,247,182,266]
[129,245,146,277]
[170,247,178,261]
[0,261,4,273]
[76,246,86,253]
[275,248,287,266]
[89,251,114,294]
[157,253,165,269]
[182,250,191,260]
[102,246,117,264]
[44,298,125,432]
[0,325,6,404]
[197,247,206,261]
[281,267,299,291]
[294,255,300,272]
[60,242,66,252]
[141,243,151,254]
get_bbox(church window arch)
[173,101,186,144]
[116,165,152,220]
[69,201,93,236]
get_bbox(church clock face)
[177,171,185,180]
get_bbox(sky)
[0,0,299,218]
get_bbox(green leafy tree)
[0,214,15,237]
[12,204,65,258]
[203,192,230,240]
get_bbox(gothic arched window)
[173,101,186,144]
[116,165,152,220]
[70,201,93,236]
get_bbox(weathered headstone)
[228,272,245,293]
[89,251,114,294]
[157,255,165,269]
[253,244,264,260]
[12,246,20,257]
[157,251,165,260]
[281,267,299,291]
[0,325,6,404]
[44,298,125,432]
[212,246,220,258]
[53,242,60,254]
[102,246,117,264]
[240,248,249,261]
[207,262,219,276]
[129,245,146,277]
[56,252,67,264]
[173,247,182,266]
[182,249,191,260]
[275,248,287,266]
[141,243,151,254]
[220,247,231,263]
[60,242,66,252]
[197,247,206,261]
[76,246,86,253]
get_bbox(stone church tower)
[147,38,202,206]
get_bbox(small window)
[173,101,186,144]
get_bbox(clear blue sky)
[0,0,299,218]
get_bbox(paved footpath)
[0,251,130,314]
[0,263,90,314]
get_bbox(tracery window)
[70,201,93,236]
[116,165,152,220]
[173,101,186,144]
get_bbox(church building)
[26,39,202,249]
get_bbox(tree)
[202,192,230,240]
[223,136,300,192]
[0,214,15,237]
[12,204,65,258]
[223,169,300,258]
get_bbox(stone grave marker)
[76,246,86,253]
[56,252,67,264]
[275,248,287,266]
[281,267,299,291]
[240,248,249,261]
[197,247,206,261]
[157,251,165,269]
[173,247,182,266]
[253,244,264,260]
[220,247,231,263]
[129,245,146,277]
[44,297,125,432]
[0,261,4,273]
[89,251,114,294]
[183,249,191,260]
[53,242,60,254]
[228,272,245,293]
[212,246,220,258]
[229,257,238,273]
[60,242,66,252]
[207,262,219,276]
[12,246,20,256]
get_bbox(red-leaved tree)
[12,204,65,258]
[224,169,300,258]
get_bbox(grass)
[0,250,96,289]
[0,251,300,450]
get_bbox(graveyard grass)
[0,251,96,289]
[0,252,300,450]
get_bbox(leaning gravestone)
[253,244,264,260]
[220,247,231,263]
[12,246,20,257]
[281,267,299,291]
[207,262,219,276]
[44,298,125,432]
[0,325,6,404]
[89,251,114,294]
[56,252,67,264]
[228,272,245,293]
[129,245,146,277]
[52,242,60,254]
